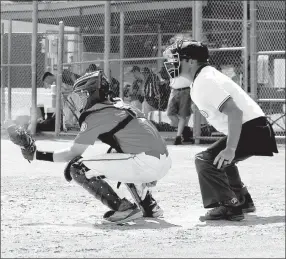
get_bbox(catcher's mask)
[72,70,110,112]
[163,40,209,79]
[163,41,181,79]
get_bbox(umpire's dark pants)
[195,116,278,208]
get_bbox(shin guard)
[125,183,146,215]
[70,163,123,211]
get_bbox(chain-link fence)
[35,1,195,132]
[193,0,247,141]
[1,25,34,123]
[108,1,193,132]
[1,1,285,141]
[256,1,285,137]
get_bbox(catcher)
[7,70,172,225]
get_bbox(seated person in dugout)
[42,71,81,130]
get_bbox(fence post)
[55,21,64,136]
[44,37,49,71]
[75,27,82,75]
[30,0,38,136]
[104,0,111,81]
[1,23,5,125]
[192,0,203,144]
[250,1,258,101]
[7,18,12,120]
[119,11,124,99]
[243,0,249,93]
[157,24,162,124]
[78,7,83,75]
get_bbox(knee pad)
[70,163,122,211]
[195,152,211,177]
[195,151,213,167]
[70,161,90,185]
[195,151,214,162]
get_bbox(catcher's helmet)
[163,40,209,78]
[73,70,110,112]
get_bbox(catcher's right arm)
[7,124,36,162]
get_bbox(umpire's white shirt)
[170,76,192,89]
[190,66,265,135]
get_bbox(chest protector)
[79,100,145,153]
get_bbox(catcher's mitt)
[7,124,36,162]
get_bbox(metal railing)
[1,0,285,142]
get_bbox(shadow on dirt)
[21,218,181,231]
[93,218,182,230]
[196,214,285,227]
[21,222,96,230]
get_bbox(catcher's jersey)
[190,66,265,135]
[74,101,167,155]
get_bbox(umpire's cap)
[167,40,209,62]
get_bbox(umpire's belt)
[172,87,190,91]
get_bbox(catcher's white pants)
[82,152,172,184]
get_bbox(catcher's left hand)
[7,124,36,162]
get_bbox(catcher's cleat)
[231,185,256,213]
[202,198,244,221]
[117,198,135,212]
[241,193,256,213]
[103,204,143,224]
[141,191,164,218]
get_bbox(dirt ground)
[1,139,285,258]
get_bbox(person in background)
[142,67,159,119]
[231,63,243,86]
[163,52,193,145]
[156,66,171,112]
[123,84,132,103]
[42,70,80,90]
[42,70,81,131]
[109,69,120,99]
[85,64,98,74]
[129,66,145,111]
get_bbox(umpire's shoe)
[233,186,256,213]
[202,198,244,221]
[241,193,256,213]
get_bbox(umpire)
[163,40,278,221]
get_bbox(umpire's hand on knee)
[213,147,236,169]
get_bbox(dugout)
[1,1,283,85]
[1,0,284,123]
